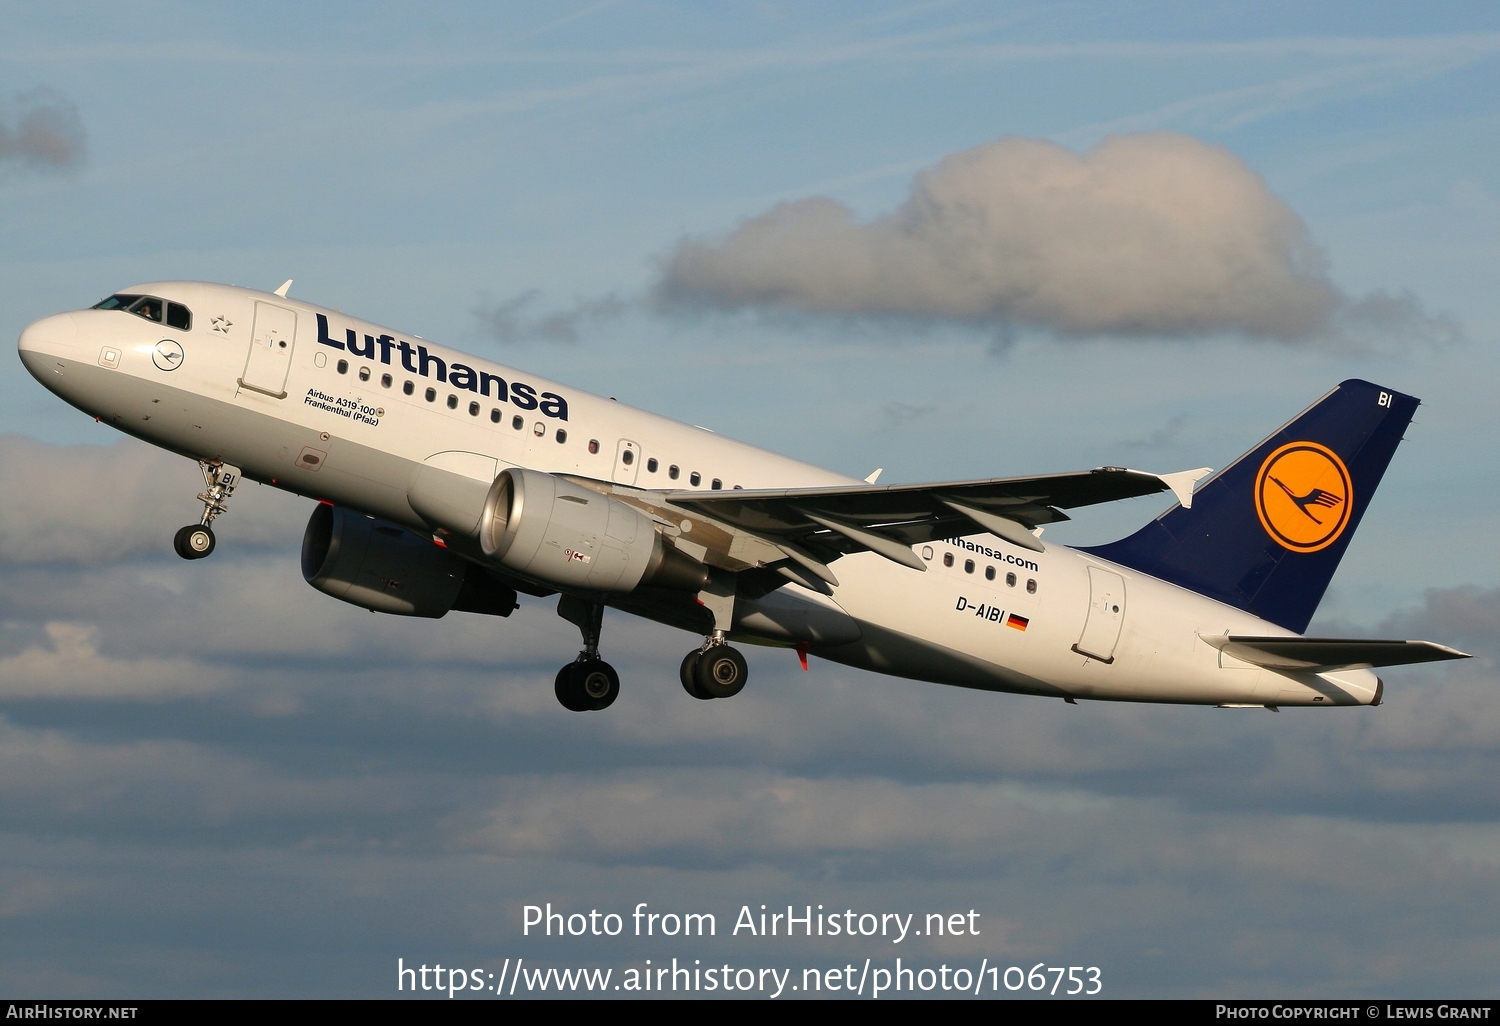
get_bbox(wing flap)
[583,466,1209,580]
[664,465,1202,539]
[1200,634,1471,671]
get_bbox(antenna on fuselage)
[274,279,293,297]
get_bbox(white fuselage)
[17,282,1379,707]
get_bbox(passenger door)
[1073,566,1126,663]
[240,302,297,398]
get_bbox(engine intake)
[302,504,516,617]
[479,467,709,593]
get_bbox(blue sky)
[2,1,1498,997]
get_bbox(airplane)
[17,280,1469,712]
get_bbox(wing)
[1200,635,1470,671]
[643,466,1210,589]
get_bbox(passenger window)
[646,457,658,472]
[964,559,974,574]
[556,429,567,444]
[690,472,701,486]
[425,387,436,402]
[512,415,523,430]
[669,465,679,480]
[446,394,458,410]
[1027,579,1037,594]
[166,302,191,331]
[1006,572,1016,587]
[490,409,501,423]
[733,484,743,490]
[468,401,479,416]
[403,381,414,395]
[358,366,370,382]
[942,552,954,567]
[711,478,722,490]
[921,546,933,561]
[588,440,600,454]
[533,421,544,436]
[985,566,995,581]
[381,373,392,388]
[622,449,634,465]
[337,360,348,374]
[128,297,163,322]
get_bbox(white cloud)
[659,133,1453,344]
[0,621,227,700]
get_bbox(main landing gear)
[550,575,751,711]
[173,461,240,561]
[555,596,620,712]
[679,632,749,701]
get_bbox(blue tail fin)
[1083,379,1419,633]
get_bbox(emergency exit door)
[240,302,297,398]
[613,439,640,485]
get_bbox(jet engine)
[478,467,709,593]
[301,504,517,617]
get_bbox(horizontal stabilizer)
[1200,634,1470,671]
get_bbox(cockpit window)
[93,294,142,311]
[92,294,191,330]
[128,297,163,322]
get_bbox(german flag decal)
[1006,613,1029,631]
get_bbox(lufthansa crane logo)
[1254,441,1353,553]
[152,339,184,372]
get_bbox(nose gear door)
[239,302,297,398]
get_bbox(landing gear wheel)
[555,664,588,712]
[555,660,619,711]
[577,659,619,711]
[694,646,748,699]
[680,650,712,700]
[173,524,216,560]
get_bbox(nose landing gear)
[174,461,239,560]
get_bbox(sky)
[1,0,1498,999]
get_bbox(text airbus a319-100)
[18,281,1468,712]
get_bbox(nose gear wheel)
[173,524,216,559]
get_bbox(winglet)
[274,279,293,297]
[864,468,883,484]
[1149,467,1212,509]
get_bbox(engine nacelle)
[302,504,516,617]
[479,467,709,593]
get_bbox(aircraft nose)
[18,312,79,356]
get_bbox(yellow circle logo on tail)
[1254,442,1353,553]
